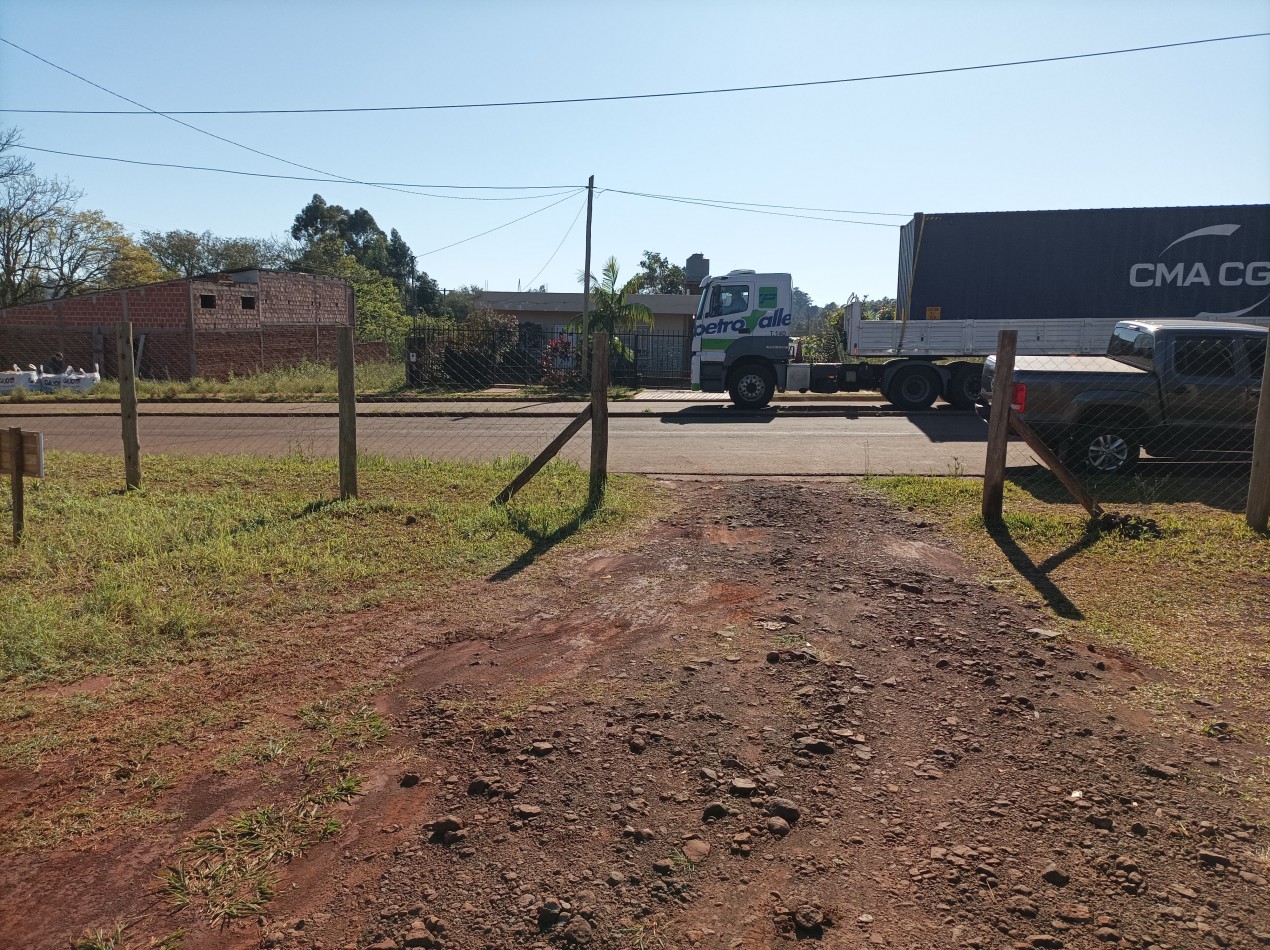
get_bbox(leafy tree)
[102,236,171,289]
[140,229,294,277]
[0,133,81,307]
[43,210,135,298]
[572,257,654,358]
[633,250,686,294]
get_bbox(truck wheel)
[886,364,941,411]
[1074,428,1141,475]
[728,364,775,410]
[944,364,981,410]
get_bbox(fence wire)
[1,323,591,481]
[405,326,691,394]
[985,323,1266,514]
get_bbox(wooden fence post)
[589,332,609,507]
[1247,343,1270,531]
[981,329,1018,522]
[337,323,358,501]
[8,426,22,545]
[116,319,141,491]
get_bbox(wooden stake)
[8,426,22,545]
[116,317,141,491]
[496,404,593,505]
[1009,413,1103,519]
[337,321,358,501]
[981,329,1018,522]
[1247,340,1270,531]
[589,331,609,507]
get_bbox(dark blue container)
[897,205,1270,323]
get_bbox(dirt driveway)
[3,479,1267,949]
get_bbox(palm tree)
[571,256,653,359]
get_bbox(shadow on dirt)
[985,516,1092,620]
[487,499,602,582]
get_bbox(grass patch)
[163,797,343,924]
[864,472,1270,707]
[0,450,651,681]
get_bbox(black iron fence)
[404,326,691,392]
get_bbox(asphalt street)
[0,403,1038,475]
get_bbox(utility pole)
[581,175,594,383]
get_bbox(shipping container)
[897,205,1270,323]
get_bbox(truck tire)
[1072,426,1141,475]
[728,363,775,410]
[886,363,941,411]
[944,364,981,410]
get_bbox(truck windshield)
[694,286,710,322]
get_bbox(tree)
[102,236,171,289]
[140,229,295,277]
[139,229,213,277]
[633,250,686,295]
[0,136,81,307]
[572,257,654,358]
[43,210,133,298]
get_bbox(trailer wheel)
[886,364,941,411]
[728,363,775,410]
[944,364,981,410]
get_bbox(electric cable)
[3,32,1264,114]
[604,189,904,227]
[417,190,583,257]
[0,36,520,205]
[13,145,580,198]
[521,192,589,290]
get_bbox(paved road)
[0,405,1038,475]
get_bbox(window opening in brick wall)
[200,294,217,309]
[241,296,256,310]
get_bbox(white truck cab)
[691,271,795,408]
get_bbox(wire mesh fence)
[982,322,1268,522]
[1,321,595,496]
[405,326,692,394]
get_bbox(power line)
[14,143,907,225]
[15,145,581,198]
[522,192,589,290]
[605,190,904,227]
[4,32,1265,115]
[605,189,908,217]
[0,36,485,205]
[418,190,584,258]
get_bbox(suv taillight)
[1010,383,1026,414]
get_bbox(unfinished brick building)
[0,270,353,380]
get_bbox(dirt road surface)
[2,480,1265,948]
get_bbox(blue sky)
[2,0,1268,305]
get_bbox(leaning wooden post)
[8,427,23,545]
[1247,342,1270,531]
[337,322,358,501]
[588,331,609,507]
[981,329,1018,522]
[116,318,141,491]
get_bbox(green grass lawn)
[0,451,650,681]
[865,471,1270,711]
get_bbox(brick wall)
[0,272,353,380]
